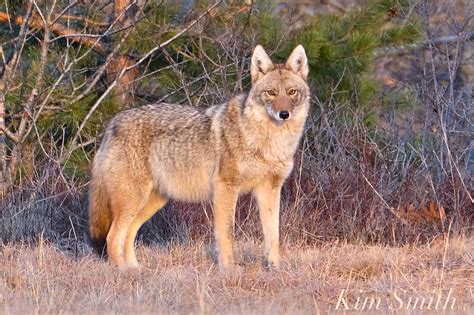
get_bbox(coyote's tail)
[88,173,111,257]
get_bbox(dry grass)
[1,236,473,314]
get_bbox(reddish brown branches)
[0,11,106,54]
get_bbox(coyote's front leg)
[253,177,284,268]
[213,179,239,271]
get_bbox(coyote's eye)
[266,90,277,96]
[288,89,297,96]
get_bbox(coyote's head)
[249,45,310,122]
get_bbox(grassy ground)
[1,236,472,314]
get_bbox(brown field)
[1,236,473,314]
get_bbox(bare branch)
[130,0,223,69]
[0,10,106,54]
[0,2,34,81]
[65,0,224,159]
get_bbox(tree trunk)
[107,0,139,109]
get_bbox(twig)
[0,2,33,80]
[156,61,237,104]
[130,0,223,69]
[361,173,408,225]
[1,0,55,195]
[70,25,134,104]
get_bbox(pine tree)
[289,0,419,111]
[0,0,420,186]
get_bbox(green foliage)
[0,0,27,15]
[122,3,178,55]
[2,0,422,180]
[290,0,418,110]
[383,87,418,111]
[134,0,286,103]
[252,2,285,49]
[64,148,93,177]
[381,23,419,45]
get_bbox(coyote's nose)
[279,111,290,120]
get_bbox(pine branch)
[374,31,474,57]
[0,2,33,80]
[64,0,224,161]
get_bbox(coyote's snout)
[267,94,292,121]
[88,45,310,271]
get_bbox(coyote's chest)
[237,126,300,187]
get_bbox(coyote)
[88,45,310,271]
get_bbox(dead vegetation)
[1,237,473,313]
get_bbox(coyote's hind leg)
[106,181,154,268]
[124,190,167,267]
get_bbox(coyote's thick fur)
[88,45,310,270]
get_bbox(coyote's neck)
[242,95,307,162]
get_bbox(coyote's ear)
[285,45,309,81]
[250,45,274,84]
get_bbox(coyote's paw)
[263,258,280,270]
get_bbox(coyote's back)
[88,104,218,254]
[88,45,310,270]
